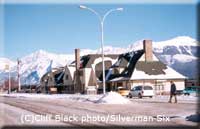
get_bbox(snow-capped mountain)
[81,36,199,79]
[82,36,199,79]
[80,46,127,55]
[18,50,75,85]
[153,36,199,79]
[0,50,74,85]
[0,36,199,85]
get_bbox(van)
[129,85,154,98]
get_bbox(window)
[144,86,153,90]
[65,75,68,80]
[117,82,123,87]
[155,83,164,91]
[79,71,83,76]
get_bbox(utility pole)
[17,59,21,92]
[5,64,11,94]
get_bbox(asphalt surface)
[0,95,199,128]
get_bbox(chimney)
[75,49,80,70]
[143,40,153,62]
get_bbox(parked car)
[129,85,154,98]
[183,86,200,96]
[117,87,130,97]
[175,90,184,95]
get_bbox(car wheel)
[138,93,142,99]
[129,93,132,98]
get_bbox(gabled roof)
[106,50,144,80]
[40,67,64,81]
[135,61,167,75]
[111,50,144,69]
[70,54,119,68]
[108,49,186,82]
[130,61,186,80]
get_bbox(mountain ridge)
[0,36,199,85]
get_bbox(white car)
[129,85,154,98]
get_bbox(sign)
[5,64,9,71]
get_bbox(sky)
[1,1,198,60]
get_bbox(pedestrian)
[168,81,177,103]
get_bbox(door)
[132,86,141,97]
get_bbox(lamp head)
[117,8,123,11]
[79,5,87,9]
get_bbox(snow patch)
[173,54,198,63]
[95,92,131,104]
[0,92,131,104]
[154,36,198,48]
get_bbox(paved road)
[0,95,198,128]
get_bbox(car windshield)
[192,87,200,91]
[143,86,153,90]
[185,87,192,90]
[134,86,142,90]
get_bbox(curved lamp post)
[79,5,123,94]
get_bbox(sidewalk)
[130,95,198,104]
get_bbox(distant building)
[40,67,65,93]
[0,86,3,93]
[68,49,119,94]
[40,49,119,94]
[185,79,200,87]
[106,40,187,95]
[40,40,187,95]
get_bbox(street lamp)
[79,5,123,94]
